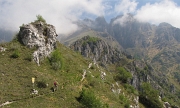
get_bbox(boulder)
[0,46,6,52]
[164,102,171,108]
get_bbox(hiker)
[53,81,58,92]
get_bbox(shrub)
[119,94,130,107]
[82,36,100,46]
[124,84,138,95]
[37,81,47,88]
[11,50,20,58]
[115,67,132,83]
[35,15,46,23]
[49,49,63,70]
[52,61,61,70]
[139,83,163,108]
[124,102,130,108]
[90,65,95,69]
[78,89,107,108]
[25,54,32,61]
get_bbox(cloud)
[111,0,137,25]
[115,0,138,14]
[1,0,180,38]
[0,0,104,35]
[135,0,180,28]
[113,13,135,26]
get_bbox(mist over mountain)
[59,14,180,107]
[0,29,15,42]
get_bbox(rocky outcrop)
[19,21,58,65]
[125,60,164,91]
[0,46,6,52]
[164,102,171,108]
[70,36,122,66]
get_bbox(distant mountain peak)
[158,22,172,27]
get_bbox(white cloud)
[0,0,104,34]
[113,13,135,26]
[112,0,138,25]
[135,0,180,28]
[1,0,180,36]
[115,0,138,14]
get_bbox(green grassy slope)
[0,40,138,108]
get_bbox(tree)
[35,14,46,23]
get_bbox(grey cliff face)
[19,21,58,65]
[70,36,122,66]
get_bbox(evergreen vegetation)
[78,89,108,108]
[11,49,20,58]
[82,36,100,46]
[115,67,132,83]
[119,94,130,108]
[139,82,163,108]
[35,14,46,23]
[49,49,63,70]
[37,80,47,88]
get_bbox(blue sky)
[0,0,180,34]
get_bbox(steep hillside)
[107,15,180,98]
[0,18,141,108]
[70,35,180,107]
[2,15,180,108]
[0,37,144,108]
[65,14,180,103]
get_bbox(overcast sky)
[0,0,180,35]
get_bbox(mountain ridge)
[62,14,180,107]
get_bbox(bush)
[49,49,63,70]
[78,89,107,108]
[124,102,130,108]
[124,84,138,95]
[35,15,46,23]
[115,67,132,83]
[119,94,130,108]
[25,54,32,61]
[37,81,47,88]
[139,83,163,108]
[82,36,100,46]
[11,50,20,58]
[52,61,61,70]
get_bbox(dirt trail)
[0,101,14,107]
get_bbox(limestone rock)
[70,36,122,66]
[19,21,58,65]
[164,102,171,108]
[0,46,6,52]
